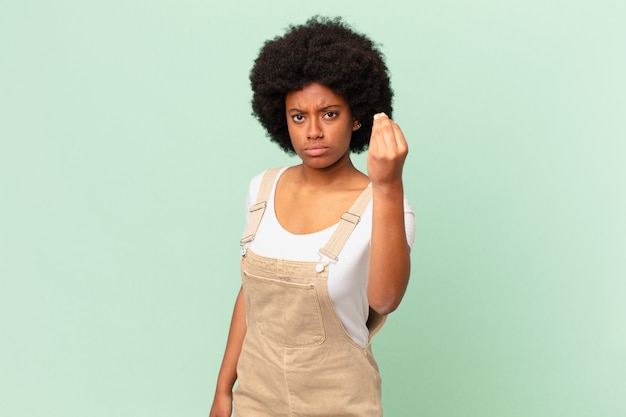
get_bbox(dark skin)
[209,82,410,417]
[275,167,368,234]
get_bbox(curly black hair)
[250,16,393,154]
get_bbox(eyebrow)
[287,104,344,113]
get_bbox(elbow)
[369,297,402,316]
[368,262,411,316]
[368,274,410,316]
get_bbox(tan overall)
[234,168,386,417]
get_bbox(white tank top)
[244,167,415,346]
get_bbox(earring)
[355,122,362,130]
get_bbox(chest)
[274,189,363,235]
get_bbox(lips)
[303,146,329,156]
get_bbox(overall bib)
[234,168,386,417]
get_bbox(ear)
[352,119,362,131]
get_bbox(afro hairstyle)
[249,16,393,155]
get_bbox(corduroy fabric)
[234,169,384,417]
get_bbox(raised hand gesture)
[367,112,408,187]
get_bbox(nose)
[306,119,323,139]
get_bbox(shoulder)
[246,170,266,200]
[246,166,289,206]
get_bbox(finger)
[369,113,385,152]
[376,114,407,152]
[372,112,391,142]
[391,122,408,152]
[372,112,397,151]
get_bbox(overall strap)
[240,167,282,245]
[319,184,372,261]
[318,184,385,342]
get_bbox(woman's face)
[285,82,359,169]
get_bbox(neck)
[297,155,361,188]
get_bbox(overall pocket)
[243,272,325,348]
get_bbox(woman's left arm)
[367,112,411,316]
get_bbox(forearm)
[368,180,411,315]
[213,287,247,394]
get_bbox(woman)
[209,16,415,417]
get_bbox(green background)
[1,0,624,416]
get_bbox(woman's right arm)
[209,287,247,417]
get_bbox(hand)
[209,391,233,417]
[367,112,408,186]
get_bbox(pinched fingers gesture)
[367,112,408,186]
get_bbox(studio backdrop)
[1,0,624,416]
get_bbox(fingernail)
[373,112,387,120]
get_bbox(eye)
[291,114,304,123]
[323,111,339,119]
